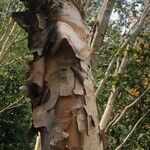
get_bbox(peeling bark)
[12,0,102,149]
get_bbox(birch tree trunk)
[12,0,102,149]
[90,0,116,67]
[99,0,150,134]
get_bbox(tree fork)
[12,0,102,149]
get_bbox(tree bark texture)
[12,0,102,149]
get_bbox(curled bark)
[12,0,102,149]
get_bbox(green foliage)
[0,1,34,149]
[0,39,33,149]
[94,1,150,148]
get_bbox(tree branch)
[0,28,21,64]
[111,87,150,127]
[0,96,24,113]
[115,110,150,150]
[104,113,120,133]
[95,2,150,97]
[0,6,21,43]
[99,1,150,131]
[90,0,116,51]
[0,22,17,52]
[0,0,11,32]
[90,0,116,68]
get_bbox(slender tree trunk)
[99,1,150,133]
[90,0,116,67]
[12,0,103,149]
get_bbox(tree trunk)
[12,0,103,149]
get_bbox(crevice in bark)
[12,0,102,149]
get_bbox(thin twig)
[1,22,17,51]
[0,6,21,42]
[104,113,120,133]
[0,28,21,63]
[0,96,24,114]
[14,36,27,44]
[6,99,30,110]
[0,0,11,32]
[115,110,150,150]
[111,87,150,127]
[0,6,24,45]
[0,56,24,68]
